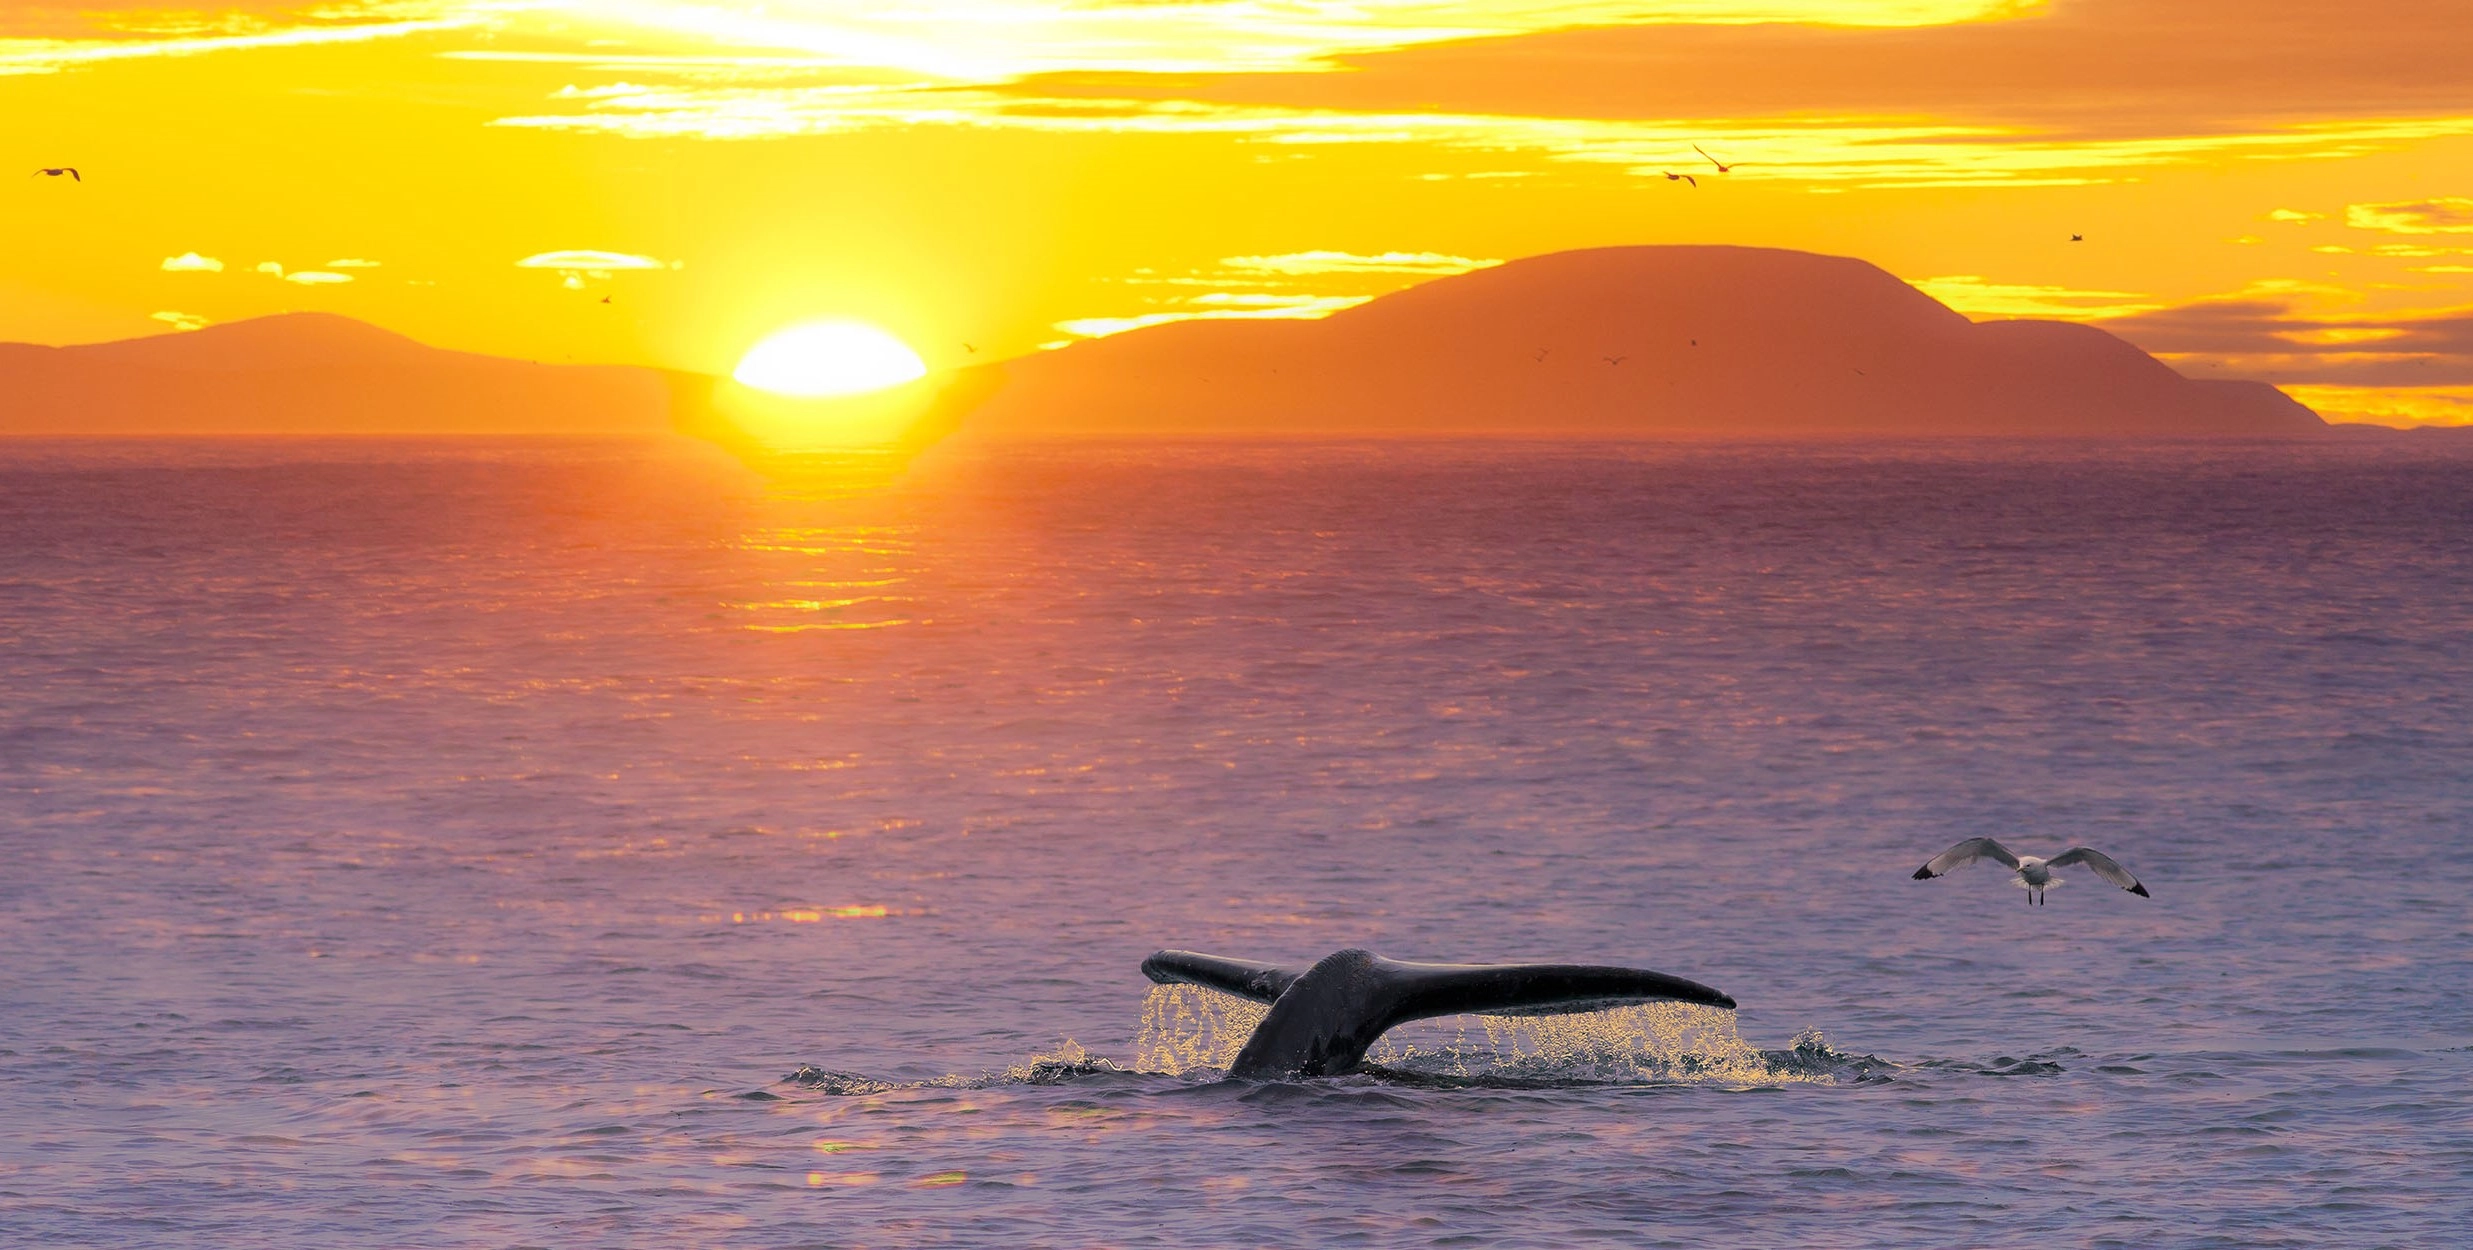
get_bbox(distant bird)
[32,167,80,181]
[1912,838,2150,905]
[1603,355,1627,365]
[2070,233,2084,242]
[599,295,612,304]
[1693,144,1736,173]
[1663,171,1697,188]
[963,342,977,354]
[1533,347,1551,362]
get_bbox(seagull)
[1911,838,2150,905]
[1603,354,1627,365]
[1663,171,1697,188]
[963,342,977,354]
[32,167,80,181]
[1693,144,1736,173]
[2070,233,2084,242]
[1533,347,1551,362]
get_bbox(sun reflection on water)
[728,521,921,633]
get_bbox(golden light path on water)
[726,521,921,632]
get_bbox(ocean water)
[2,437,2470,1248]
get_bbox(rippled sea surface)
[4,437,2471,1248]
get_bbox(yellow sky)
[5,0,2471,424]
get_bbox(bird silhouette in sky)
[1663,171,1697,187]
[1533,347,1551,362]
[1604,355,1628,366]
[1693,145,1736,173]
[32,167,80,181]
[2071,233,2084,242]
[599,295,612,304]
[964,342,977,354]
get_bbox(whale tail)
[1142,948,1736,1079]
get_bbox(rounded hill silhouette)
[961,246,2323,438]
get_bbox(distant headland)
[960,246,2329,439]
[0,313,681,437]
[0,246,2368,439]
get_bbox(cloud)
[160,251,223,272]
[1908,275,2163,319]
[2280,386,2473,428]
[284,270,352,284]
[515,249,670,270]
[2345,198,2473,235]
[324,257,382,268]
[2266,208,2321,222]
[149,310,210,332]
[489,79,2473,188]
[1041,0,2473,140]
[516,249,675,290]
[254,261,284,276]
[1221,250,1499,276]
[474,0,2020,81]
[0,13,465,76]
[1056,293,1370,338]
[2100,289,2473,388]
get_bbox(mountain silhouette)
[1,250,2331,439]
[0,313,678,435]
[959,246,2325,437]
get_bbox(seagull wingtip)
[1910,866,1935,880]
[2130,883,2151,897]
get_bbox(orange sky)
[4,0,2470,425]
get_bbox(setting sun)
[732,322,928,399]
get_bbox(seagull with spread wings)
[1912,838,2150,905]
[33,167,80,181]
[1693,144,1737,173]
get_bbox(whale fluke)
[1142,948,1736,1079]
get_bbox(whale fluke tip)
[1148,948,1739,1077]
[2130,883,2151,897]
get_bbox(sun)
[732,321,928,398]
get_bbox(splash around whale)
[1141,948,1738,1079]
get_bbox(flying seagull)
[33,167,80,181]
[1693,144,1736,173]
[2070,233,2084,242]
[1663,171,1697,188]
[1911,838,2150,905]
[1603,354,1628,365]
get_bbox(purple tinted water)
[2,438,2469,1247]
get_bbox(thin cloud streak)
[504,0,2020,81]
[2103,292,2473,388]
[1909,275,2162,320]
[488,80,2473,188]
[2346,198,2473,235]
[1057,293,1371,339]
[0,16,468,74]
[1222,251,1501,276]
